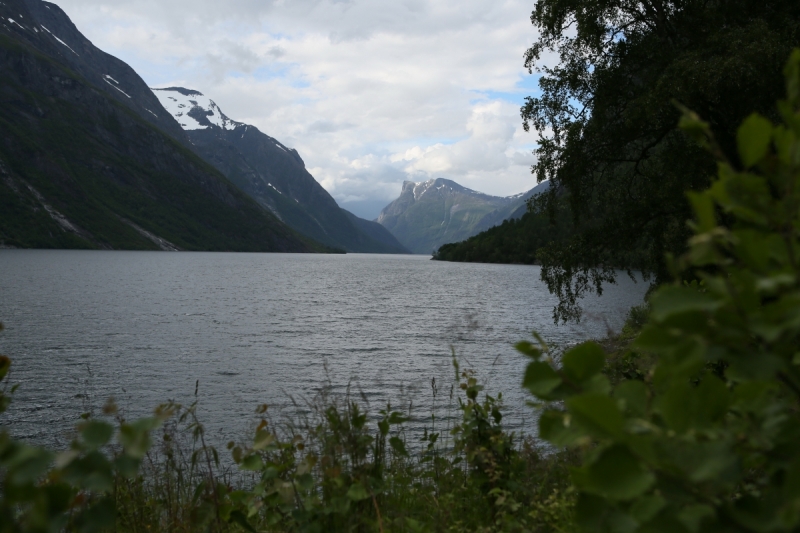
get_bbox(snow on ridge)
[7,18,24,30]
[103,77,131,98]
[412,178,436,200]
[40,25,79,56]
[150,88,242,132]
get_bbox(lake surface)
[0,251,648,448]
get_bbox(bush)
[0,336,575,532]
[521,49,800,532]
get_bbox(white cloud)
[50,0,544,218]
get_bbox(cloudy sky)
[50,0,543,219]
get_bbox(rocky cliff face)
[151,87,409,254]
[377,178,546,254]
[0,0,316,252]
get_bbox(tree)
[521,49,800,532]
[522,0,800,322]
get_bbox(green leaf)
[737,113,773,168]
[655,382,692,433]
[649,287,721,322]
[614,381,648,417]
[523,361,562,397]
[539,410,585,447]
[295,473,315,491]
[347,482,370,501]
[677,104,712,149]
[389,436,409,457]
[562,342,606,384]
[515,340,542,359]
[80,421,114,450]
[784,48,800,106]
[655,376,729,433]
[253,429,275,451]
[630,495,666,523]
[64,451,114,492]
[573,445,655,501]
[6,447,54,485]
[119,418,159,459]
[114,456,141,479]
[566,393,625,439]
[388,412,409,425]
[688,191,716,232]
[0,355,10,381]
[240,454,263,472]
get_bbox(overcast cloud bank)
[50,0,542,219]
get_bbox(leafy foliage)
[0,347,165,532]
[521,50,800,532]
[522,0,800,322]
[0,322,575,533]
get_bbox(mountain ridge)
[376,178,548,254]
[0,0,321,252]
[150,86,409,254]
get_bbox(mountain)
[12,0,188,143]
[0,0,319,252]
[376,178,548,254]
[150,87,409,254]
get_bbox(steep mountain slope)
[151,88,409,254]
[0,0,317,252]
[8,0,189,143]
[340,210,408,254]
[470,181,550,234]
[376,178,544,254]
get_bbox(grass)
[0,308,650,532]
[102,363,579,533]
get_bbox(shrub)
[0,333,576,532]
[520,49,800,532]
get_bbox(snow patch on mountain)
[40,25,78,56]
[412,179,435,200]
[103,76,131,98]
[150,88,241,131]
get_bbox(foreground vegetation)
[0,335,582,532]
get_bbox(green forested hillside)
[432,209,559,264]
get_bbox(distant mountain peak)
[403,177,489,201]
[378,178,548,254]
[151,87,242,132]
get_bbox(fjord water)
[0,251,647,447]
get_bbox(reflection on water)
[0,251,648,447]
